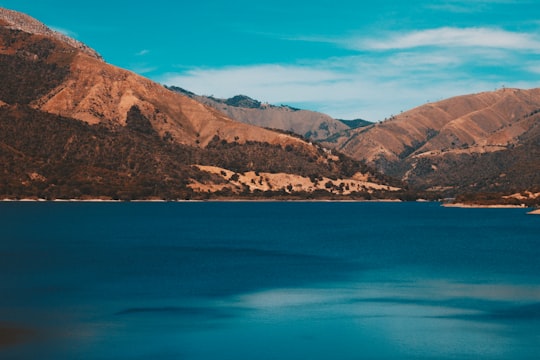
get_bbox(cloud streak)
[163,64,357,114]
[162,60,508,120]
[425,0,520,13]
[136,49,150,56]
[352,27,540,51]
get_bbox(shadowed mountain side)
[31,50,310,150]
[401,118,540,194]
[337,118,372,129]
[0,105,399,200]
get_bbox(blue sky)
[2,1,540,121]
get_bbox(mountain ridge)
[0,7,101,59]
[0,8,399,200]
[323,87,540,200]
[167,86,371,142]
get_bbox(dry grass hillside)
[331,88,540,167]
[0,7,400,200]
[323,88,540,198]
[0,7,311,150]
[168,88,366,142]
[32,53,310,150]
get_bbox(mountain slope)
[0,7,311,149]
[0,7,399,200]
[0,7,100,59]
[326,88,540,196]
[168,87,370,141]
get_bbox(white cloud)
[426,3,480,13]
[161,57,536,121]
[169,58,528,120]
[160,27,540,121]
[286,27,540,53]
[425,0,520,13]
[526,63,540,74]
[163,64,347,101]
[357,27,540,51]
[136,49,150,56]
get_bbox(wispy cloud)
[425,0,518,13]
[285,27,540,53]
[354,27,540,51]
[163,64,347,102]
[161,57,533,120]
[426,3,481,13]
[136,49,150,56]
[526,63,540,74]
[161,26,540,120]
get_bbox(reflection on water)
[204,277,540,360]
[0,202,539,359]
[36,277,537,360]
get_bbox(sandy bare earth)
[189,165,400,195]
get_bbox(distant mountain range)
[1,7,539,205]
[167,86,371,142]
[168,84,540,205]
[0,7,398,200]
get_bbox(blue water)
[0,202,539,359]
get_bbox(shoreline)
[1,199,538,211]
[441,203,529,209]
[1,198,404,203]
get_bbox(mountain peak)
[0,7,101,60]
[224,95,262,109]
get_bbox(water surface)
[0,202,539,359]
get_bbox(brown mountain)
[325,88,540,201]
[0,8,399,200]
[168,87,370,141]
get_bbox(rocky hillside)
[0,7,100,59]
[325,88,540,200]
[0,7,399,200]
[168,87,370,142]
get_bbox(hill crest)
[0,7,101,59]
[167,86,371,142]
[325,87,540,198]
[0,8,398,200]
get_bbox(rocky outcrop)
[0,7,101,59]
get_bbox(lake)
[0,201,539,359]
